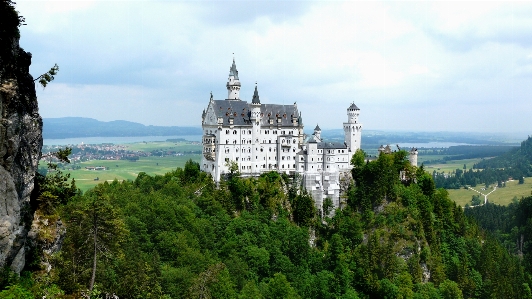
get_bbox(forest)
[2,149,532,298]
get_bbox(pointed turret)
[252,84,260,104]
[229,58,239,79]
[313,124,322,142]
[226,58,241,100]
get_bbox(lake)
[44,135,202,146]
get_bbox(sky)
[15,1,532,132]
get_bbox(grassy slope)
[447,177,532,207]
[420,156,531,206]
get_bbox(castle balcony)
[203,153,215,161]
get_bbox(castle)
[201,59,363,211]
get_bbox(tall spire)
[229,58,239,80]
[226,57,241,100]
[252,82,260,104]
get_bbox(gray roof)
[211,100,299,127]
[348,103,359,110]
[317,142,347,149]
[314,124,321,131]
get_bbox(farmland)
[42,141,202,191]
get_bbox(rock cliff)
[0,2,43,273]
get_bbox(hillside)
[6,152,531,298]
[43,117,202,139]
[433,136,532,189]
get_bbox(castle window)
[233,130,237,134]
[226,140,228,144]
[236,157,239,161]
[225,158,229,162]
[248,130,251,134]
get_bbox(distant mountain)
[43,117,202,139]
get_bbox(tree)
[263,273,299,299]
[59,187,127,293]
[439,279,463,299]
[351,149,366,169]
[36,148,78,214]
[34,63,59,88]
[292,190,316,227]
[471,195,481,206]
[323,197,334,218]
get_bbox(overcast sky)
[15,1,532,132]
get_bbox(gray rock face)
[0,36,43,272]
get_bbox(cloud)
[15,0,532,133]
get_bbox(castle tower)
[343,103,362,159]
[313,124,322,142]
[409,148,418,167]
[250,84,261,173]
[226,58,241,100]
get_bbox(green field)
[447,177,532,207]
[60,155,202,191]
[125,141,201,152]
[43,141,202,192]
[423,158,483,173]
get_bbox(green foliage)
[0,285,33,299]
[36,147,78,214]
[11,147,529,298]
[292,190,316,227]
[34,63,59,88]
[322,197,334,217]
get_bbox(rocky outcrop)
[0,2,43,273]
